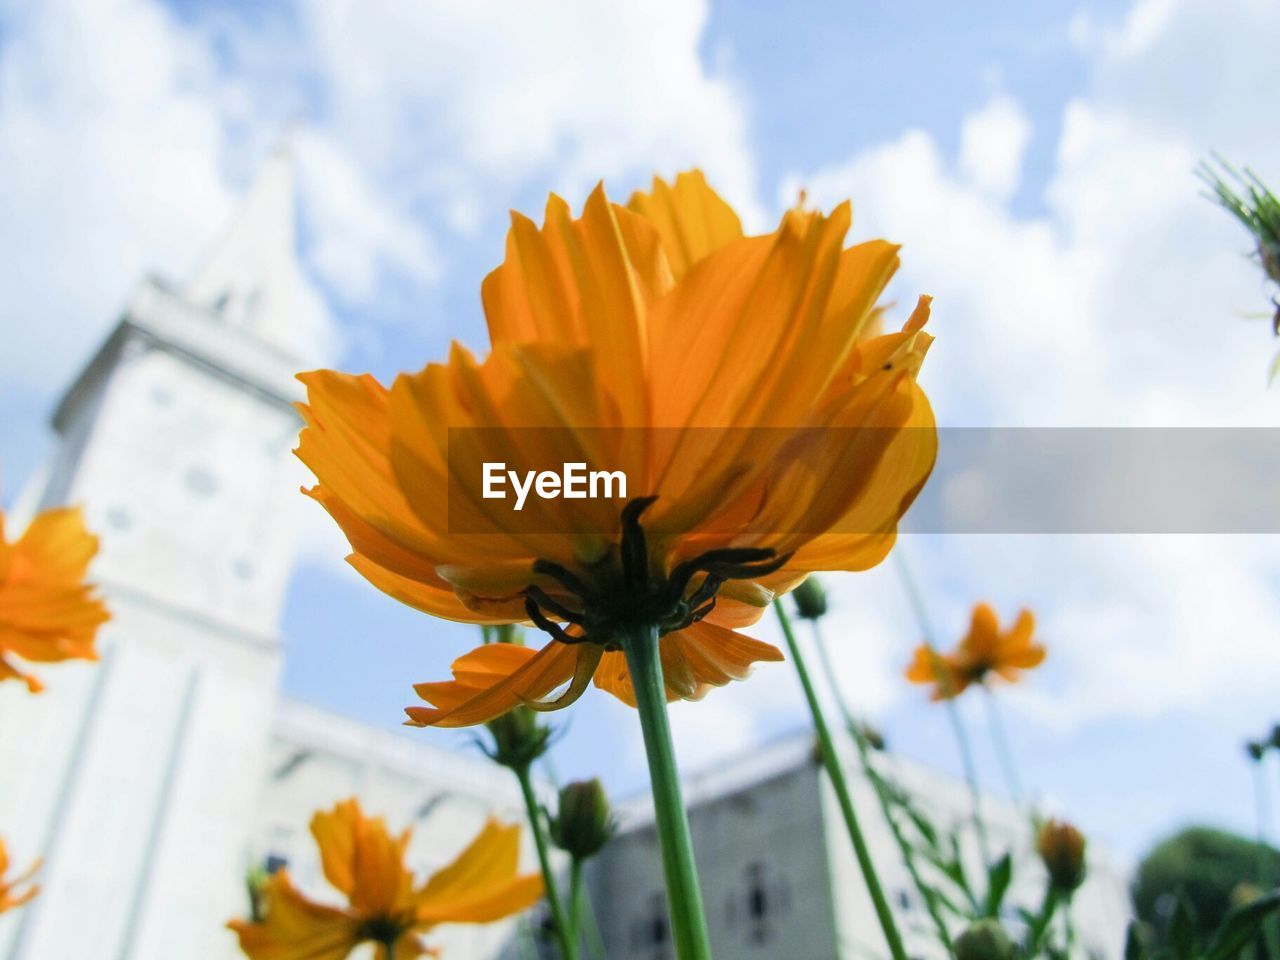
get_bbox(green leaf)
[1203,889,1280,960]
[1123,920,1148,960]
[983,854,1013,919]
[1169,894,1198,960]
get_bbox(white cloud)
[296,0,762,226]
[958,94,1033,201]
[294,128,440,306]
[767,0,1280,741]
[0,0,233,387]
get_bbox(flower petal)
[406,641,580,728]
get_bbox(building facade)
[591,734,1131,959]
[0,152,1129,960]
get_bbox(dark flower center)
[524,497,791,649]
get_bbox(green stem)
[1253,761,1280,960]
[894,551,993,865]
[515,764,578,960]
[570,858,585,946]
[1025,884,1060,955]
[982,685,1024,806]
[775,601,909,960]
[385,939,397,960]
[810,618,954,953]
[621,622,713,960]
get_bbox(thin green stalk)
[1253,761,1280,960]
[894,551,993,865]
[569,859,585,946]
[1024,885,1060,955]
[810,618,954,952]
[578,885,608,960]
[515,764,579,960]
[775,601,909,960]
[621,623,713,960]
[982,685,1024,806]
[385,939,397,960]
[537,757,608,960]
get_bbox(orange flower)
[906,603,1044,699]
[0,836,40,914]
[229,798,542,960]
[0,505,109,693]
[296,170,936,727]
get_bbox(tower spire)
[186,140,302,360]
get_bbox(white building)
[0,150,1128,960]
[591,731,1130,959]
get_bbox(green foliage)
[1132,826,1280,954]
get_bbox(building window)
[184,465,218,497]
[628,892,670,959]
[726,860,791,948]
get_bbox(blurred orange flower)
[1037,818,1087,894]
[906,603,1044,700]
[0,836,39,914]
[297,170,936,727]
[0,506,109,693]
[229,798,542,960]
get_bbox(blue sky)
[2,0,1280,865]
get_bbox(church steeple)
[185,142,303,361]
[0,143,309,960]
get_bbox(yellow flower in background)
[906,603,1045,700]
[0,836,39,915]
[229,798,542,960]
[297,170,936,727]
[0,505,109,693]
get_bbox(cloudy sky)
[2,0,1279,864]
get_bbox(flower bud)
[1037,818,1087,895]
[857,721,886,752]
[1247,740,1267,762]
[482,705,552,771]
[792,577,828,620]
[954,919,1015,960]
[550,779,615,861]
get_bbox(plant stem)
[621,622,713,960]
[809,617,954,952]
[982,685,1024,806]
[385,939,397,960]
[537,758,608,960]
[515,764,578,960]
[1253,761,1280,960]
[894,551,993,865]
[775,600,909,960]
[570,858,585,946]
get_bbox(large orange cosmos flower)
[229,798,542,960]
[297,171,936,726]
[0,836,39,915]
[906,603,1045,700]
[0,505,109,693]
